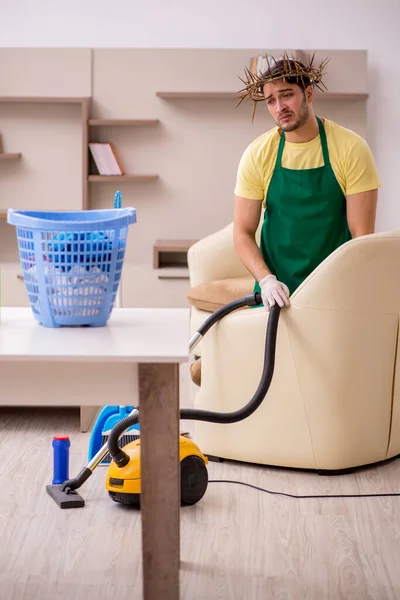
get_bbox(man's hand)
[260,274,290,311]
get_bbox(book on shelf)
[249,55,267,75]
[249,56,258,74]
[88,142,125,176]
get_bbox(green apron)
[254,116,351,297]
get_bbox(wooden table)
[0,307,190,600]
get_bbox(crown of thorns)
[236,52,330,121]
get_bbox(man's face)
[263,81,311,132]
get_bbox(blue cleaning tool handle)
[114,190,122,209]
[52,436,71,484]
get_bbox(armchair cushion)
[187,275,254,313]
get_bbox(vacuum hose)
[108,292,281,467]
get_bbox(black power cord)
[208,479,400,499]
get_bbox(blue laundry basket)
[7,208,136,328]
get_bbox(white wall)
[1,0,399,231]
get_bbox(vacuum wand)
[189,292,262,353]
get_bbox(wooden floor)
[1,365,400,599]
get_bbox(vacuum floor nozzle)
[46,484,85,509]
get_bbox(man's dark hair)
[262,59,312,91]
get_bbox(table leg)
[139,362,180,600]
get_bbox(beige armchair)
[188,227,400,472]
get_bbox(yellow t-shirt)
[234,118,381,206]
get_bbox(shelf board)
[154,239,198,252]
[0,153,21,160]
[0,209,8,219]
[0,96,91,104]
[156,91,369,100]
[155,267,190,280]
[156,92,239,99]
[88,174,159,183]
[314,92,369,100]
[88,119,159,126]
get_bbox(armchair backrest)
[284,231,400,465]
[291,231,400,313]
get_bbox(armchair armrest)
[187,223,251,287]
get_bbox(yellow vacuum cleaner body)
[106,435,209,507]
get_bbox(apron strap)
[275,128,286,168]
[274,115,330,168]
[316,116,330,167]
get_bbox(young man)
[234,54,381,311]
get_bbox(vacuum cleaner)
[46,291,280,509]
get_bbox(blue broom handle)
[114,190,122,209]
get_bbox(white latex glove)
[259,274,290,311]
